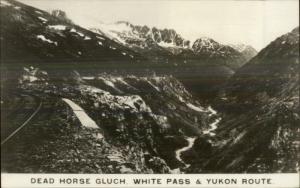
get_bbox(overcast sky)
[20,0,299,50]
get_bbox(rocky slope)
[226,27,299,106]
[188,27,299,173]
[2,65,220,173]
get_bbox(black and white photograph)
[1,0,299,182]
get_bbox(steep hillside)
[189,27,299,173]
[226,27,299,107]
[0,0,143,64]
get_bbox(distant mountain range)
[1,0,257,69]
[91,21,257,68]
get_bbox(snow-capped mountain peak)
[89,21,249,68]
[229,43,256,53]
[229,43,257,61]
[90,21,190,51]
[229,43,248,52]
[192,37,219,51]
[92,22,135,45]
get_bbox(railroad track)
[1,100,43,145]
[1,96,60,172]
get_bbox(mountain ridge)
[91,21,256,69]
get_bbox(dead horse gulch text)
[31,177,272,185]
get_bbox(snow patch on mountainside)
[35,10,43,14]
[38,17,47,23]
[82,76,95,80]
[84,36,91,40]
[37,35,58,45]
[93,23,129,45]
[186,103,205,112]
[229,43,248,52]
[70,28,85,37]
[48,25,66,30]
[158,41,178,48]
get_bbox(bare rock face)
[51,10,70,21]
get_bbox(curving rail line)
[1,102,43,145]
